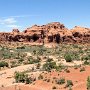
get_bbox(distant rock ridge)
[0,22,90,44]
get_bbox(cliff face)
[0,22,90,44]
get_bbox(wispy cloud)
[10,15,40,18]
[0,18,17,25]
[0,17,22,29]
[1,15,40,18]
[7,25,21,28]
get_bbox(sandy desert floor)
[0,65,89,90]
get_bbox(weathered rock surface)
[0,22,90,44]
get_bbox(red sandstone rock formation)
[0,22,90,44]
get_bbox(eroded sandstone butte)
[0,22,90,44]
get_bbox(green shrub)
[14,72,27,83]
[65,80,73,88]
[80,67,85,72]
[43,61,57,71]
[74,65,79,69]
[18,58,24,63]
[84,60,90,65]
[87,76,90,90]
[81,55,90,61]
[14,71,33,84]
[11,61,19,68]
[17,46,25,49]
[2,53,11,59]
[56,78,65,85]
[79,50,83,53]
[0,61,8,67]
[73,44,78,48]
[33,50,36,55]
[47,58,53,62]
[25,77,32,84]
[64,54,72,62]
[28,57,40,64]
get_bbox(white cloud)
[2,15,40,18]
[0,17,21,29]
[0,18,17,25]
[7,25,21,28]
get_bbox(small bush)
[87,76,90,90]
[25,77,32,84]
[64,54,72,62]
[47,58,53,62]
[36,63,41,69]
[18,58,24,63]
[38,74,43,80]
[0,61,8,68]
[81,55,90,61]
[74,65,79,69]
[28,57,40,64]
[43,61,57,71]
[84,60,90,65]
[17,46,25,49]
[56,78,65,85]
[14,71,32,84]
[65,80,73,88]
[73,44,78,48]
[80,67,85,72]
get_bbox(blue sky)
[0,0,90,32]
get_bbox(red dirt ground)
[0,65,90,90]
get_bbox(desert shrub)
[25,77,32,84]
[79,49,83,53]
[43,61,57,71]
[80,67,85,72]
[87,76,90,90]
[84,60,90,65]
[11,61,19,68]
[81,55,90,61]
[14,72,27,83]
[36,63,41,69]
[17,46,25,49]
[0,61,8,67]
[56,78,65,85]
[72,52,79,60]
[2,52,11,59]
[18,58,24,63]
[64,51,80,61]
[28,57,40,64]
[33,50,36,55]
[38,47,44,55]
[65,80,73,88]
[38,74,43,80]
[74,65,79,69]
[47,58,53,62]
[56,63,66,71]
[64,54,72,62]
[14,71,32,84]
[72,44,78,48]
